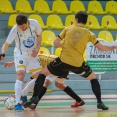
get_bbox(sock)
[33,74,46,97]
[34,87,47,106]
[90,79,102,103]
[63,86,82,102]
[22,78,36,96]
[15,80,23,105]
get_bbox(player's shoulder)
[11,25,18,32]
[29,19,38,25]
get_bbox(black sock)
[90,79,102,103]
[63,86,82,102]
[38,87,47,100]
[33,74,46,97]
[34,87,47,106]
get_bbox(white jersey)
[6,19,42,56]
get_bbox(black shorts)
[47,57,92,78]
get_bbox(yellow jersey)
[59,23,97,67]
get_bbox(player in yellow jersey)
[24,11,117,110]
[4,54,84,109]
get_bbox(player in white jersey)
[1,14,42,110]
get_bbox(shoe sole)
[97,106,109,110]
[71,102,85,107]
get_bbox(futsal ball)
[4,97,16,110]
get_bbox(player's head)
[16,14,28,31]
[75,11,88,25]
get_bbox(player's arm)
[54,27,67,48]
[36,33,42,52]
[31,20,42,57]
[95,42,117,51]
[53,37,63,48]
[4,61,15,67]
[89,31,117,51]
[1,26,16,60]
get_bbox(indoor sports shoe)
[14,103,24,110]
[21,96,27,104]
[23,96,39,108]
[29,104,37,110]
[97,103,109,110]
[71,101,85,107]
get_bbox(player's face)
[18,23,28,31]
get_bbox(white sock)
[22,78,36,96]
[15,80,23,105]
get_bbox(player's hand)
[4,61,14,67]
[31,48,38,57]
[0,56,5,61]
[114,46,117,50]
[0,54,5,61]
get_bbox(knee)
[43,80,51,88]
[87,72,96,80]
[17,71,25,81]
[55,82,64,90]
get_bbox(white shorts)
[45,75,66,84]
[14,55,42,74]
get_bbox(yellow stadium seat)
[105,1,117,15]
[52,1,72,14]
[70,1,88,14]
[86,15,103,30]
[65,15,75,26]
[46,15,65,29]
[98,31,114,42]
[29,14,48,29]
[0,0,16,13]
[34,1,53,14]
[15,0,35,14]
[55,48,62,57]
[8,14,17,28]
[42,30,56,47]
[88,1,107,14]
[101,15,117,30]
[38,47,50,55]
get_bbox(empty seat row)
[8,14,117,30]
[0,0,117,14]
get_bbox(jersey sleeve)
[33,20,42,36]
[58,27,67,39]
[6,25,17,45]
[89,31,97,45]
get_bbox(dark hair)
[16,14,28,25]
[75,11,88,24]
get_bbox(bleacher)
[0,0,117,95]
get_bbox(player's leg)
[23,56,47,107]
[21,78,36,104]
[14,56,26,110]
[71,62,108,110]
[23,57,68,107]
[24,75,56,109]
[87,72,108,110]
[55,78,85,107]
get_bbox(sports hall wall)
[0,0,117,95]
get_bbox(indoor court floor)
[0,96,117,117]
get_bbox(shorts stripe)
[17,65,26,69]
[29,67,43,73]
